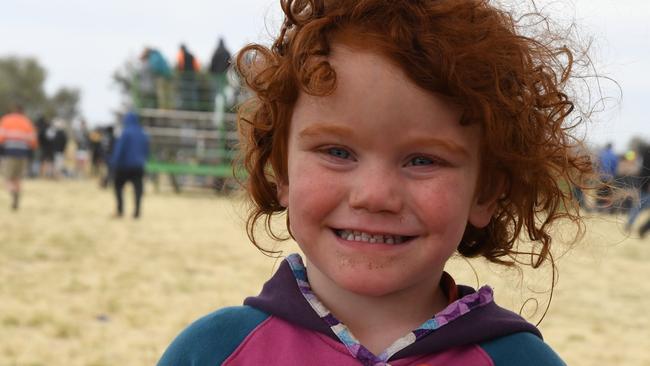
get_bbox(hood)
[123,111,140,129]
[244,255,541,361]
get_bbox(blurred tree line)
[0,56,80,120]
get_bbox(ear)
[468,175,506,228]
[277,180,289,208]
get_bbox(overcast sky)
[1,0,648,151]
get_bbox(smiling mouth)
[333,229,416,244]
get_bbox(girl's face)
[279,44,496,298]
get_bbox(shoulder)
[157,305,270,366]
[479,332,566,366]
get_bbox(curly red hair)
[235,0,594,268]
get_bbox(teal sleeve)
[157,306,269,366]
[480,332,566,366]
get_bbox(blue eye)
[409,156,434,166]
[326,147,351,160]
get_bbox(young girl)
[158,0,594,365]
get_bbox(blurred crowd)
[0,103,149,214]
[584,142,650,237]
[1,37,242,213]
[0,105,116,182]
[133,38,236,112]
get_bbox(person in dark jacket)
[208,37,232,103]
[110,112,149,218]
[100,125,116,188]
[51,118,68,179]
[36,116,55,177]
[208,38,231,75]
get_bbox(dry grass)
[1,179,649,365]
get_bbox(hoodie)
[157,254,565,365]
[110,112,149,169]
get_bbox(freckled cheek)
[288,173,344,252]
[411,182,472,232]
[415,191,452,222]
[288,166,344,223]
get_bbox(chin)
[333,271,406,297]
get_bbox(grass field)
[1,179,649,365]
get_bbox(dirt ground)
[1,179,649,365]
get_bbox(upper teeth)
[336,230,408,244]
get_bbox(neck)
[305,260,449,355]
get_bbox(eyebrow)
[298,123,355,139]
[406,136,470,158]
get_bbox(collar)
[244,253,541,362]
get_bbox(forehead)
[291,44,480,150]
[327,44,415,99]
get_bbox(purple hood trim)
[244,258,541,360]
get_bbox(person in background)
[100,125,116,188]
[89,127,104,177]
[34,115,50,177]
[110,112,149,219]
[137,54,157,109]
[0,103,38,210]
[615,149,640,214]
[141,47,173,109]
[74,119,90,178]
[51,118,68,179]
[176,44,201,110]
[208,37,232,100]
[597,142,618,213]
[39,117,56,178]
[626,143,650,235]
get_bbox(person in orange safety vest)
[0,103,38,210]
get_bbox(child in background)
[158,0,595,365]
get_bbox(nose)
[348,164,403,214]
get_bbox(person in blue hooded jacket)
[110,112,149,218]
